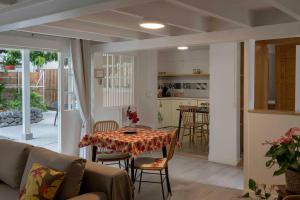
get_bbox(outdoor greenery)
[0,85,48,111]
[2,50,21,66]
[0,49,58,69]
[30,51,58,68]
[0,83,6,110]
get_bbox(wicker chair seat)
[134,157,167,170]
[96,151,130,161]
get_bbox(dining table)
[79,128,173,183]
[176,106,209,139]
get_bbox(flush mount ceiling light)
[177,46,189,50]
[139,19,165,29]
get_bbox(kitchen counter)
[157,97,209,100]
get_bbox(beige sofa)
[0,139,133,200]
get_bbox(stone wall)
[0,108,43,127]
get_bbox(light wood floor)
[134,153,243,200]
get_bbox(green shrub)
[7,99,21,110]
[30,92,47,111]
[6,91,48,111]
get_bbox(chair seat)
[96,151,130,161]
[134,157,167,170]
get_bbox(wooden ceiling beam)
[46,19,154,40]
[77,11,173,37]
[117,1,210,33]
[0,0,156,32]
[265,0,300,21]
[19,25,117,42]
[97,21,300,53]
[166,0,252,28]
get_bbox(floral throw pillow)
[19,163,65,200]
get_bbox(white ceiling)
[0,0,299,43]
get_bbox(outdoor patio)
[0,110,58,151]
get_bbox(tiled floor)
[133,153,243,200]
[0,111,58,151]
[160,127,209,158]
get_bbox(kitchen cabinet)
[157,99,172,128]
[157,98,208,128]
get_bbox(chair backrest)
[179,105,197,125]
[167,129,178,161]
[93,120,119,133]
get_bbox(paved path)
[0,110,58,151]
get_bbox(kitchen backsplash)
[158,77,209,98]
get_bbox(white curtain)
[70,39,92,159]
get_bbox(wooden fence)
[0,69,58,107]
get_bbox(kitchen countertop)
[157,97,209,100]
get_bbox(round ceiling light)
[139,19,165,29]
[177,46,189,50]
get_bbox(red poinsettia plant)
[126,106,139,124]
[264,127,300,176]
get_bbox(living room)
[0,0,300,200]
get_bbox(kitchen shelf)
[158,73,210,77]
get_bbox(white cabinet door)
[158,100,172,128]
[171,99,197,127]
[197,99,209,107]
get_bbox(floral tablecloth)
[79,128,172,157]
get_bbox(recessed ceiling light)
[139,19,165,29]
[177,46,189,50]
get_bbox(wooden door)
[255,42,269,109]
[275,45,296,111]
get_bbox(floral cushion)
[19,163,65,200]
[134,157,167,170]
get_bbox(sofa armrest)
[67,192,107,200]
[81,161,133,200]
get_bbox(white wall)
[91,50,158,128]
[209,42,240,165]
[135,50,158,128]
[246,113,300,185]
[158,48,209,74]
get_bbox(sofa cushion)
[0,182,19,200]
[0,139,32,188]
[81,161,133,200]
[67,192,107,200]
[20,147,86,200]
[20,163,65,200]
[56,159,86,200]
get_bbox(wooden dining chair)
[179,105,201,144]
[133,129,178,200]
[93,120,130,170]
[197,103,210,145]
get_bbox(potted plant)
[242,179,278,199]
[30,51,58,72]
[264,127,300,193]
[2,50,21,70]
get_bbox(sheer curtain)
[70,39,92,159]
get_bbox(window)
[254,38,300,112]
[64,57,78,110]
[103,54,134,107]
